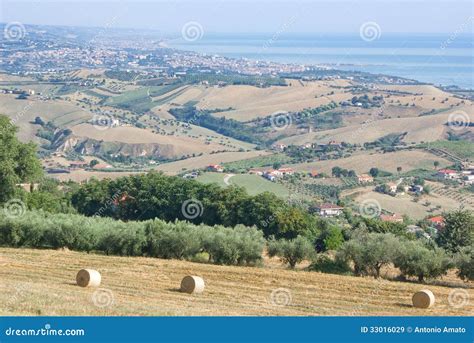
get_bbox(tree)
[394,241,452,282]
[413,177,425,186]
[369,167,379,177]
[272,162,282,170]
[456,246,473,281]
[433,161,440,170]
[267,236,314,268]
[332,166,342,178]
[89,159,100,168]
[337,233,401,278]
[0,115,43,203]
[33,116,45,126]
[397,166,402,174]
[315,226,344,252]
[436,210,474,253]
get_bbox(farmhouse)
[278,167,295,176]
[427,216,445,230]
[411,184,424,193]
[437,169,459,180]
[207,164,224,172]
[313,203,344,217]
[357,174,374,183]
[380,213,404,223]
[386,182,398,193]
[263,169,282,181]
[272,143,287,151]
[248,169,264,176]
[463,174,474,185]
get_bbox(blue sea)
[168,33,474,89]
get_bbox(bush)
[267,236,314,268]
[309,254,352,275]
[394,241,453,282]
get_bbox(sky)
[0,0,473,34]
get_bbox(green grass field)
[223,153,293,171]
[196,172,292,197]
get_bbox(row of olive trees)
[268,232,472,282]
[0,211,265,266]
[266,209,473,283]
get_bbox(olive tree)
[394,241,453,282]
[268,236,314,268]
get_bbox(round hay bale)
[76,269,101,287]
[180,275,205,294]
[412,289,435,308]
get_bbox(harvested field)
[0,248,471,316]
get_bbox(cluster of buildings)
[271,140,344,152]
[248,167,295,182]
[437,166,474,185]
[165,52,309,76]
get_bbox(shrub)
[267,236,314,268]
[394,241,453,282]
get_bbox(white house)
[313,203,344,217]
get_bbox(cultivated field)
[0,94,92,142]
[162,80,352,121]
[288,150,450,175]
[278,109,474,146]
[71,124,233,157]
[0,248,471,316]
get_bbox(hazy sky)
[1,0,473,34]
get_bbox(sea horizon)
[167,32,474,89]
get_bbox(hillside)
[0,248,471,316]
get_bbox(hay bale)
[180,275,205,294]
[412,289,435,308]
[76,269,101,287]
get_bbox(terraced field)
[427,181,474,208]
[0,248,471,316]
